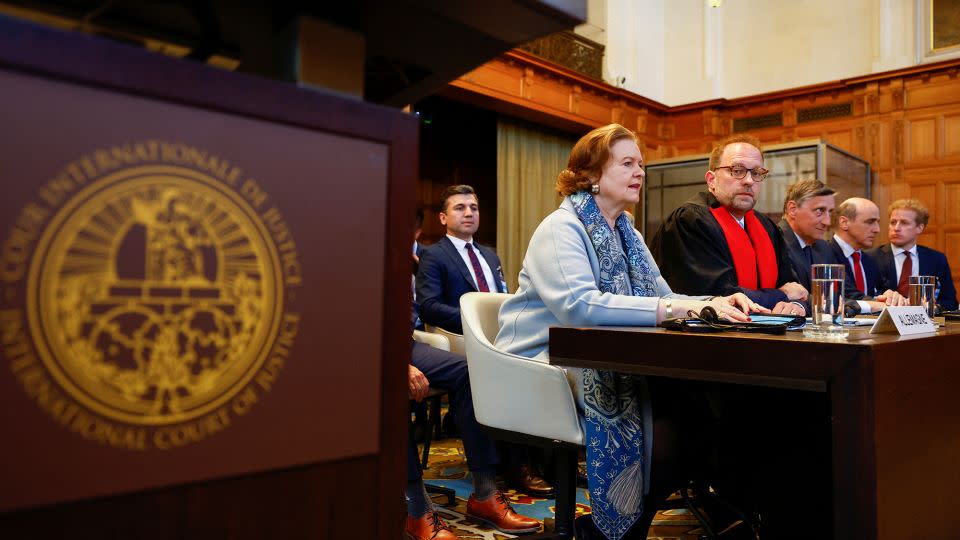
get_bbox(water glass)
[909,275,937,319]
[804,264,847,338]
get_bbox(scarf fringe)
[608,458,644,515]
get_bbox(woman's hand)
[712,293,769,321]
[662,295,764,324]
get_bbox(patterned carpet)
[420,438,707,539]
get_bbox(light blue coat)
[496,197,706,360]
[495,196,707,496]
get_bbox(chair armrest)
[466,342,583,445]
[413,330,450,352]
[425,325,465,355]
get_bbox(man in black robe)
[650,134,807,314]
[650,135,832,539]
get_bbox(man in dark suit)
[870,199,958,311]
[416,185,507,334]
[777,179,837,297]
[415,185,551,496]
[405,305,539,540]
[827,198,906,314]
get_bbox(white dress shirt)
[833,235,871,314]
[793,231,809,250]
[892,244,919,283]
[447,234,497,292]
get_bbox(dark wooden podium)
[549,322,960,540]
[0,17,418,539]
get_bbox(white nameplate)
[869,306,936,335]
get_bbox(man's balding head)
[836,197,880,250]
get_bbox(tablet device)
[748,314,806,329]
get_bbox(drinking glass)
[909,275,937,319]
[804,264,847,338]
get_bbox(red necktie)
[852,251,865,294]
[897,251,912,297]
[465,243,490,292]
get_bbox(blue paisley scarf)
[571,191,658,540]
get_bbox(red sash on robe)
[709,206,778,289]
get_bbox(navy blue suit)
[408,302,498,481]
[777,219,835,293]
[870,244,958,310]
[825,237,882,300]
[416,236,506,334]
[408,341,499,481]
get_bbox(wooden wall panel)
[876,122,893,169]
[943,113,960,156]
[907,117,937,161]
[905,74,960,109]
[826,129,854,152]
[530,77,572,113]
[466,61,524,98]
[946,232,960,271]
[577,91,615,125]
[446,51,668,148]
[753,127,787,145]
[446,53,960,299]
[910,183,938,223]
[945,183,960,224]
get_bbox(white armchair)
[460,292,582,539]
[424,324,464,355]
[412,329,449,351]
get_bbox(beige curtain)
[496,118,576,291]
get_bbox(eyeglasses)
[715,165,769,181]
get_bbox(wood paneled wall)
[442,51,960,297]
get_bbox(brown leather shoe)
[506,463,555,496]
[467,491,541,534]
[405,511,457,540]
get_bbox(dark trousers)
[408,342,498,481]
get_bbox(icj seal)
[1,145,300,450]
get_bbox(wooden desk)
[549,323,960,540]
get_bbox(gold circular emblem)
[27,165,283,426]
